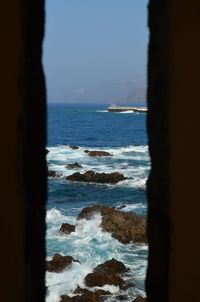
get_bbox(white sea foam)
[46,262,92,302]
[47,145,150,189]
[46,145,149,301]
[46,208,76,225]
[96,110,108,113]
[116,110,134,114]
[120,203,147,212]
[46,210,148,302]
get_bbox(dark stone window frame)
[21,1,170,302]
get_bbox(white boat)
[108,105,148,113]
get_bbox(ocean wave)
[46,262,92,302]
[46,210,148,302]
[96,110,108,113]
[47,144,148,155]
[47,145,150,189]
[116,110,134,114]
[120,203,147,212]
[46,208,76,225]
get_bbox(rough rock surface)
[132,297,147,302]
[59,223,75,234]
[88,150,112,157]
[84,258,128,288]
[60,292,104,302]
[74,286,111,297]
[66,171,128,184]
[116,204,126,210]
[48,170,62,178]
[65,162,82,169]
[78,205,146,244]
[69,146,79,150]
[60,287,111,302]
[46,254,79,273]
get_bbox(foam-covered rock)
[84,258,128,288]
[59,223,75,234]
[48,170,62,178]
[132,296,147,302]
[88,150,112,157]
[65,162,82,169]
[78,205,146,244]
[60,288,110,302]
[66,171,128,184]
[46,254,79,273]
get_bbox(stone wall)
[0,1,47,302]
[170,1,200,301]
[21,1,47,302]
[1,1,200,302]
[146,1,170,301]
[0,1,25,301]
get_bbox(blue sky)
[44,0,148,103]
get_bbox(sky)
[44,0,148,103]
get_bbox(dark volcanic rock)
[116,204,126,210]
[60,294,100,302]
[85,258,128,288]
[60,296,72,302]
[132,297,147,302]
[69,145,79,150]
[78,205,146,244]
[84,150,89,153]
[65,162,82,170]
[88,150,112,157]
[48,170,62,178]
[66,171,128,184]
[74,286,111,297]
[59,223,75,234]
[46,254,79,273]
[60,288,110,302]
[45,149,49,155]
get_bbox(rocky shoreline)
[47,205,147,302]
[46,146,148,301]
[46,147,146,188]
[47,254,147,302]
[78,205,146,244]
[66,171,129,184]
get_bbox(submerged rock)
[66,171,128,184]
[46,254,79,273]
[132,297,147,302]
[69,145,79,150]
[87,150,112,157]
[60,291,106,302]
[48,170,62,178]
[60,287,111,302]
[74,286,111,297]
[59,223,75,234]
[116,204,126,210]
[78,205,146,244]
[65,162,82,169]
[85,258,128,288]
[84,150,89,153]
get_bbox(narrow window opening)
[44,1,149,302]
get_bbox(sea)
[46,103,150,302]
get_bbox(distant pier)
[108,105,148,113]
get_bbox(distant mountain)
[83,76,147,103]
[51,75,147,103]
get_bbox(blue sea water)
[46,103,150,302]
